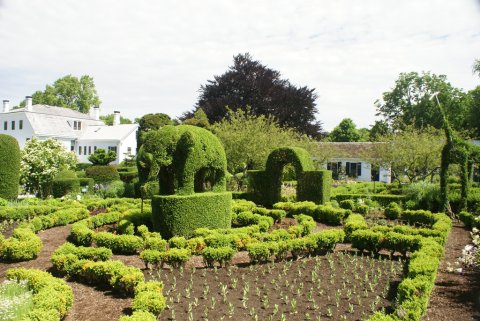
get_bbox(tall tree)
[375,71,468,131]
[190,53,323,138]
[29,75,101,114]
[136,113,174,150]
[328,118,362,142]
[466,86,480,138]
[473,59,480,77]
[182,108,210,128]
[211,108,317,173]
[99,114,133,125]
[369,120,391,141]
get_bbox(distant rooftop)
[80,124,139,141]
[318,142,385,159]
[7,104,97,120]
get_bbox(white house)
[0,97,138,164]
[318,142,391,183]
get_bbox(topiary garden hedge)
[0,134,20,200]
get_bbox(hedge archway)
[248,147,331,206]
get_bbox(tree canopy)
[189,53,323,138]
[210,108,317,174]
[136,113,175,149]
[182,108,210,128]
[28,75,101,114]
[375,71,468,132]
[20,138,77,197]
[99,114,133,125]
[328,118,364,142]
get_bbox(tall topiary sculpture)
[137,125,231,238]
[248,147,332,206]
[0,134,20,200]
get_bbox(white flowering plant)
[20,138,77,198]
[452,227,480,273]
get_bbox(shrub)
[385,202,402,220]
[86,165,120,183]
[383,232,421,257]
[246,242,276,263]
[339,199,355,210]
[54,242,112,261]
[168,236,188,249]
[0,134,21,200]
[0,228,42,261]
[132,291,166,316]
[119,311,157,321]
[144,237,167,252]
[333,194,405,207]
[70,222,94,246]
[344,214,368,239]
[186,237,206,254]
[6,268,73,319]
[152,192,232,238]
[204,233,240,249]
[201,246,236,267]
[297,170,332,204]
[289,237,315,258]
[314,205,350,224]
[294,214,316,236]
[308,229,345,254]
[94,232,144,255]
[159,248,191,268]
[355,204,369,215]
[0,197,7,206]
[140,250,163,269]
[350,229,383,254]
[401,210,436,226]
[117,219,135,235]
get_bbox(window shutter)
[346,162,350,175]
[357,162,362,176]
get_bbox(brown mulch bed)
[423,224,480,321]
[0,222,479,320]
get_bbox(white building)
[0,97,138,164]
[318,142,391,183]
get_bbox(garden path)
[423,224,480,321]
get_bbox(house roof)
[318,142,385,159]
[9,104,99,120]
[79,124,139,142]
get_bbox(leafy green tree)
[328,118,362,142]
[28,75,101,113]
[189,53,323,138]
[20,138,77,197]
[99,114,132,125]
[88,148,117,165]
[466,86,480,138]
[369,120,391,141]
[473,59,480,77]
[211,108,316,174]
[363,126,444,183]
[183,108,210,128]
[375,71,468,131]
[136,113,174,150]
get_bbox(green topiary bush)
[385,202,402,219]
[201,246,236,267]
[0,134,20,200]
[152,192,232,238]
[86,165,120,183]
[339,199,355,210]
[297,170,331,204]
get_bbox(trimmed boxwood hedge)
[152,192,232,238]
[6,268,74,320]
[333,193,406,207]
[0,134,20,199]
[52,178,81,198]
[297,170,331,204]
[86,165,120,183]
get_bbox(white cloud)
[0,0,479,130]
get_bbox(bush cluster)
[86,165,120,183]
[273,201,351,225]
[6,268,73,320]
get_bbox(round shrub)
[355,204,370,215]
[339,199,355,210]
[385,202,402,220]
[0,134,20,199]
[104,180,125,198]
[132,291,166,315]
[86,165,120,183]
[52,170,80,198]
[0,197,7,206]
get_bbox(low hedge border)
[6,268,74,321]
[0,207,89,262]
[333,193,406,207]
[51,242,165,320]
[273,201,351,225]
[357,211,452,321]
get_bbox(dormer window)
[73,121,82,130]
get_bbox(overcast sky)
[0,1,479,131]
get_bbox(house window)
[108,146,117,153]
[78,146,82,155]
[73,121,82,130]
[327,161,342,180]
[11,121,15,130]
[19,120,23,130]
[127,147,132,154]
[346,162,362,178]
[84,146,87,155]
[3,121,6,130]
[71,140,75,152]
[88,146,92,155]
[94,146,97,152]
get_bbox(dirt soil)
[0,222,479,320]
[423,223,480,321]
